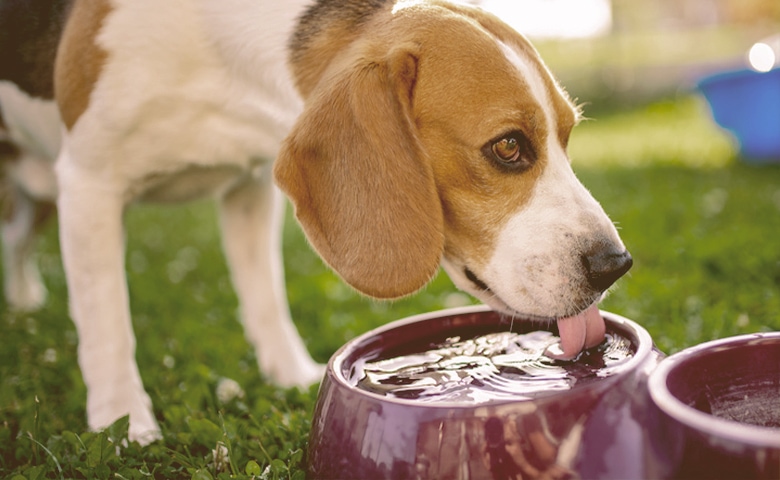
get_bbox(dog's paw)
[296,361,327,387]
[5,266,47,311]
[263,357,326,389]
[87,386,161,446]
[128,418,162,446]
[91,412,161,446]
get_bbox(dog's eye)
[484,132,535,171]
[493,137,520,162]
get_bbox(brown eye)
[492,137,520,162]
[483,132,535,171]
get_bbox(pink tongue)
[548,304,605,360]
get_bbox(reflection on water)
[354,330,634,403]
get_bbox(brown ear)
[274,48,444,299]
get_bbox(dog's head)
[275,1,631,324]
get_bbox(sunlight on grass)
[570,95,736,168]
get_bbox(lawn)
[2,94,779,478]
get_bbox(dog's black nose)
[582,248,633,292]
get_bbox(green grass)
[2,94,780,478]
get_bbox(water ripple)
[355,331,633,403]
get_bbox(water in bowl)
[352,329,634,404]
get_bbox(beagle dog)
[0,0,632,443]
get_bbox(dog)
[0,0,632,443]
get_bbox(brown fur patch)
[280,1,577,296]
[396,4,558,268]
[276,44,444,299]
[447,2,579,144]
[54,0,112,130]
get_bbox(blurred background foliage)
[3,0,780,477]
[532,0,780,110]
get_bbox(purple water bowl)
[308,306,663,479]
[646,332,780,479]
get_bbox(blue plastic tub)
[698,68,780,163]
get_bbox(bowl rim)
[648,332,780,448]
[327,305,655,408]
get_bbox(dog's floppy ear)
[275,47,444,299]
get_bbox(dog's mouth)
[463,267,605,360]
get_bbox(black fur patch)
[0,0,74,99]
[289,0,390,56]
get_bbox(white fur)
[67,0,306,192]
[51,0,320,442]
[443,40,624,320]
[1,184,48,309]
[0,81,61,163]
[0,82,60,309]
[0,82,60,201]
[480,158,622,318]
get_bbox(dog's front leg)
[56,152,160,444]
[219,171,323,388]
